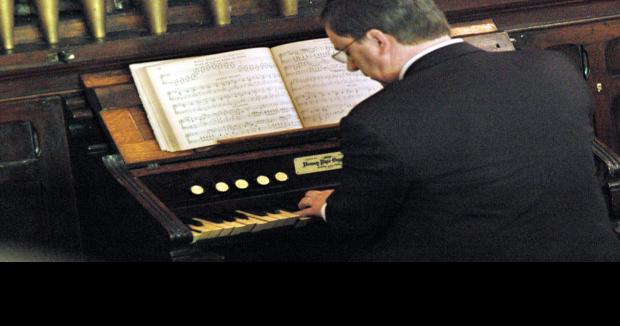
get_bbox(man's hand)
[297,189,335,217]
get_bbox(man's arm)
[298,116,409,237]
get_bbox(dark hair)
[322,0,451,45]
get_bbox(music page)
[130,60,178,151]
[139,48,302,151]
[271,38,383,127]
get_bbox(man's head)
[323,0,451,83]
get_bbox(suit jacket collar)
[403,42,483,79]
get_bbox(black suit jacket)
[325,42,620,261]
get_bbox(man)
[297,0,620,261]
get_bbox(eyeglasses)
[331,37,363,63]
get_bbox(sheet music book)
[130,38,383,152]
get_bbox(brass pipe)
[139,0,168,35]
[0,0,14,51]
[207,0,231,26]
[278,0,298,17]
[35,0,59,45]
[82,0,106,39]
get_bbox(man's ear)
[366,29,391,55]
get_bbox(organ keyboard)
[92,138,343,261]
[81,67,345,260]
[189,209,310,242]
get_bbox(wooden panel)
[11,1,291,46]
[92,84,141,109]
[437,0,588,13]
[0,71,80,103]
[103,108,151,143]
[586,41,618,151]
[498,2,620,31]
[4,0,618,58]
[443,0,618,26]
[608,38,620,149]
[511,17,620,150]
[81,69,133,89]
[511,19,620,48]
[99,108,193,164]
[0,181,49,245]
[608,38,620,75]
[0,97,81,255]
[0,16,326,78]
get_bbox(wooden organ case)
[0,0,619,261]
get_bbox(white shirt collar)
[398,38,464,80]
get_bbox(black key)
[245,208,270,216]
[202,214,224,224]
[212,212,236,222]
[231,211,250,220]
[186,218,203,226]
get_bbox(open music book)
[130,38,383,152]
